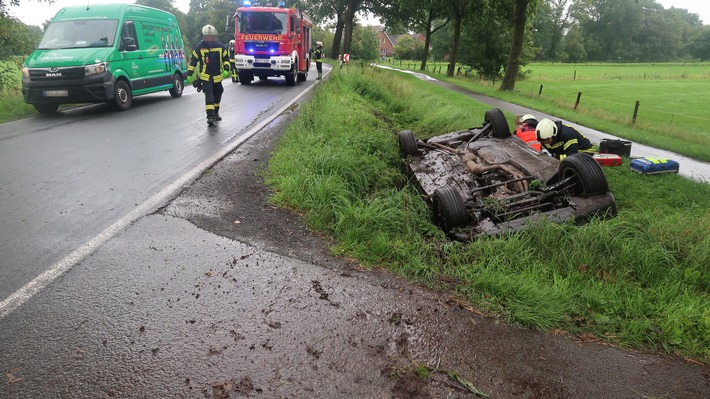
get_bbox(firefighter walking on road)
[228,39,238,83]
[186,24,230,126]
[314,41,324,80]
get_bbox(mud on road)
[160,107,709,399]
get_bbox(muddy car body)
[399,108,617,241]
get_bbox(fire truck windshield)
[238,11,287,34]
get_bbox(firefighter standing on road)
[314,41,324,80]
[186,25,230,126]
[536,118,596,160]
[228,39,238,83]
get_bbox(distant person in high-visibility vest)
[514,114,541,152]
[536,118,596,160]
[185,25,230,126]
[314,41,324,80]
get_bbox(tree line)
[1,0,708,93]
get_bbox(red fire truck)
[232,1,313,85]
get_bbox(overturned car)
[398,108,617,241]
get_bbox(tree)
[446,0,483,77]
[500,0,537,91]
[688,26,710,61]
[0,13,42,60]
[373,0,450,71]
[349,23,378,60]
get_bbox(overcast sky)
[6,0,710,29]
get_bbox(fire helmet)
[536,118,558,141]
[316,41,323,47]
[229,39,235,45]
[202,25,218,36]
[520,114,537,124]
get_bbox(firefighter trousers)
[201,78,224,118]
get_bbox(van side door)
[118,21,145,83]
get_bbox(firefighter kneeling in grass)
[536,118,596,160]
[186,25,230,126]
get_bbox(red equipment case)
[593,153,623,167]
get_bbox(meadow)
[391,60,710,162]
[266,63,709,362]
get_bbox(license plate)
[255,59,269,63]
[44,90,68,97]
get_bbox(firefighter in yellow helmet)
[186,25,230,126]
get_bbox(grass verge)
[266,64,710,362]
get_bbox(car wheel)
[169,73,183,98]
[485,108,511,139]
[33,103,59,114]
[433,186,469,231]
[113,80,132,110]
[398,130,420,156]
[558,153,609,196]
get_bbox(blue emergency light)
[243,0,251,7]
[279,1,285,7]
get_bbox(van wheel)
[169,74,183,98]
[113,80,132,110]
[34,103,59,114]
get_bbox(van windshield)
[38,19,119,49]
[238,12,287,34]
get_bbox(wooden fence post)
[574,92,582,110]
[632,101,640,125]
[538,85,543,97]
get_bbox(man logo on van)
[46,72,62,77]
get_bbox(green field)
[388,60,710,162]
[266,64,710,362]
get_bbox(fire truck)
[232,1,313,85]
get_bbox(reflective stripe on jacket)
[188,40,230,82]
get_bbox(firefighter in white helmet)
[186,25,230,126]
[536,118,596,160]
[314,41,324,80]
[227,39,238,83]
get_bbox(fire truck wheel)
[258,75,268,81]
[238,71,252,85]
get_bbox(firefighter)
[514,114,541,152]
[314,41,324,80]
[536,118,596,160]
[228,39,238,83]
[185,25,230,126]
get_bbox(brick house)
[369,25,426,58]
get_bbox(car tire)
[285,63,297,86]
[398,130,420,156]
[485,108,511,139]
[433,186,469,231]
[113,80,132,110]
[558,153,609,196]
[169,73,183,98]
[33,103,59,114]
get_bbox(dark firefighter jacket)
[187,40,230,83]
[541,121,596,160]
[314,48,324,63]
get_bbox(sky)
[6,0,710,29]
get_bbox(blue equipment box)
[630,158,679,175]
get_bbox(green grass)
[266,64,710,362]
[385,60,710,162]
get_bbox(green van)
[22,4,187,114]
